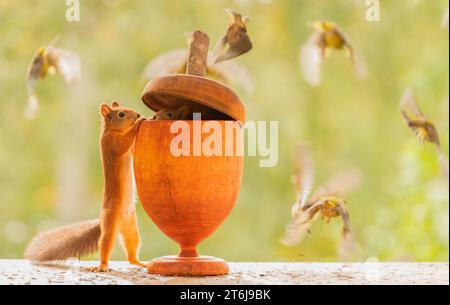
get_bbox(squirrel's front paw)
[88,264,110,272]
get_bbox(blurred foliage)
[0,0,448,262]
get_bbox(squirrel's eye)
[166,112,174,118]
[118,112,125,118]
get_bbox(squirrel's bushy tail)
[25,219,100,262]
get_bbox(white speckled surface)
[0,260,448,285]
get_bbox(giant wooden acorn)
[133,31,245,276]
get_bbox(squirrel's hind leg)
[88,209,122,272]
[120,209,146,267]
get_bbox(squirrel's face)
[152,105,190,120]
[100,102,141,132]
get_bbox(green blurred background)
[0,0,448,262]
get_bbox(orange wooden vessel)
[135,31,246,276]
[134,74,245,276]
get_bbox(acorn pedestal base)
[147,255,229,276]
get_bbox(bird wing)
[427,123,441,149]
[210,35,228,65]
[212,32,252,64]
[349,49,368,80]
[335,29,368,81]
[307,168,363,206]
[290,144,315,217]
[24,94,39,119]
[300,32,324,86]
[46,47,82,84]
[208,60,255,94]
[142,49,188,80]
[280,201,324,246]
[335,203,351,237]
[442,7,449,29]
[27,49,48,86]
[26,48,49,119]
[438,152,449,180]
[335,203,356,259]
[400,87,425,121]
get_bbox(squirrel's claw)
[129,260,146,268]
[87,264,111,273]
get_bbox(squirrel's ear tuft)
[111,101,119,108]
[100,104,112,118]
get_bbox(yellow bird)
[281,144,363,252]
[401,88,441,148]
[26,38,81,118]
[28,47,50,80]
[313,21,352,57]
[300,21,367,86]
[400,88,449,179]
[210,8,252,65]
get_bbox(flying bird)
[210,8,252,65]
[300,21,367,86]
[400,88,441,148]
[26,38,81,118]
[281,144,363,250]
[143,10,253,92]
[400,88,449,178]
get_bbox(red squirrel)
[152,105,190,120]
[25,101,146,272]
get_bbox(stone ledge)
[0,260,448,285]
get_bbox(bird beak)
[37,47,46,56]
[310,21,324,30]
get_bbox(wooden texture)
[1,260,448,285]
[186,31,209,76]
[141,74,246,122]
[134,120,244,275]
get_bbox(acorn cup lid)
[141,31,246,123]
